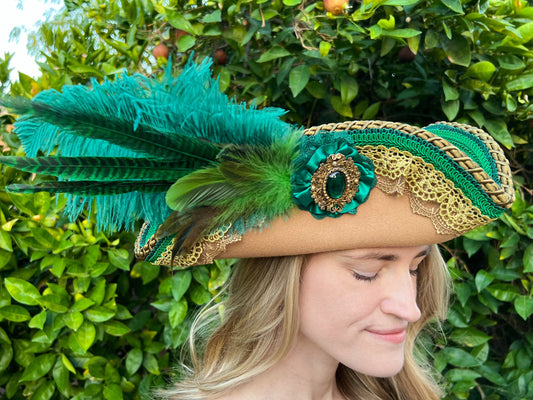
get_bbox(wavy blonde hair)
[161,244,451,400]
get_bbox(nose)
[380,269,422,323]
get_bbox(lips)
[365,328,407,344]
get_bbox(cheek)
[299,270,378,331]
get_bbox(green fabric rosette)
[291,132,377,219]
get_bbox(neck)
[223,333,344,400]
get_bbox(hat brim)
[219,188,456,259]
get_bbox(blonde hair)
[161,244,451,400]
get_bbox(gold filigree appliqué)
[310,153,360,213]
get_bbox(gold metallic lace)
[156,225,241,267]
[359,145,492,235]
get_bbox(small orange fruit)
[324,0,348,15]
[153,43,170,60]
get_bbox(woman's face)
[297,245,429,377]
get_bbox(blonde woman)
[162,246,450,400]
[0,59,514,400]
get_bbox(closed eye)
[353,271,378,282]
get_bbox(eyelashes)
[352,271,378,282]
[352,268,419,283]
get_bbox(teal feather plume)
[0,57,296,232]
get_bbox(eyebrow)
[339,246,431,262]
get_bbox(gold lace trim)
[359,145,492,235]
[153,225,241,268]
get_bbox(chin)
[346,356,405,378]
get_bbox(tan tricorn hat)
[135,120,514,267]
[0,59,514,268]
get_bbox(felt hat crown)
[0,59,514,268]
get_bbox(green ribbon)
[291,132,376,219]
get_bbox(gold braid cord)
[359,145,492,235]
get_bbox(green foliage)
[1,0,532,399]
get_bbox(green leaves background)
[1,0,532,399]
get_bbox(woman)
[163,246,450,400]
[0,59,514,399]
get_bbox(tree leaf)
[289,64,310,97]
[450,328,492,347]
[103,384,123,400]
[441,0,464,13]
[177,35,196,52]
[171,270,192,301]
[442,35,471,67]
[165,9,194,33]
[381,28,421,38]
[331,96,353,118]
[40,294,69,313]
[497,55,525,71]
[4,277,42,306]
[32,380,56,400]
[29,310,47,330]
[441,98,460,120]
[0,342,13,374]
[107,248,131,271]
[64,311,84,330]
[71,321,96,354]
[0,305,31,321]
[142,353,160,375]
[0,229,13,252]
[486,283,520,302]
[140,261,160,285]
[514,295,533,320]
[362,102,381,120]
[442,79,459,101]
[126,348,143,376]
[475,270,494,292]
[168,298,188,328]
[202,9,221,23]
[442,347,481,367]
[464,61,496,82]
[257,46,291,63]
[524,243,533,273]
[189,283,212,305]
[483,119,514,148]
[445,368,482,382]
[60,353,76,374]
[19,353,57,381]
[53,358,70,398]
[319,41,332,57]
[85,306,116,323]
[506,74,533,91]
[103,320,131,336]
[340,76,359,104]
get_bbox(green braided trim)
[424,123,500,185]
[347,129,504,219]
[139,223,174,263]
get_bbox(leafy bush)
[1,0,532,399]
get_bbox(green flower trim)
[291,132,377,219]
